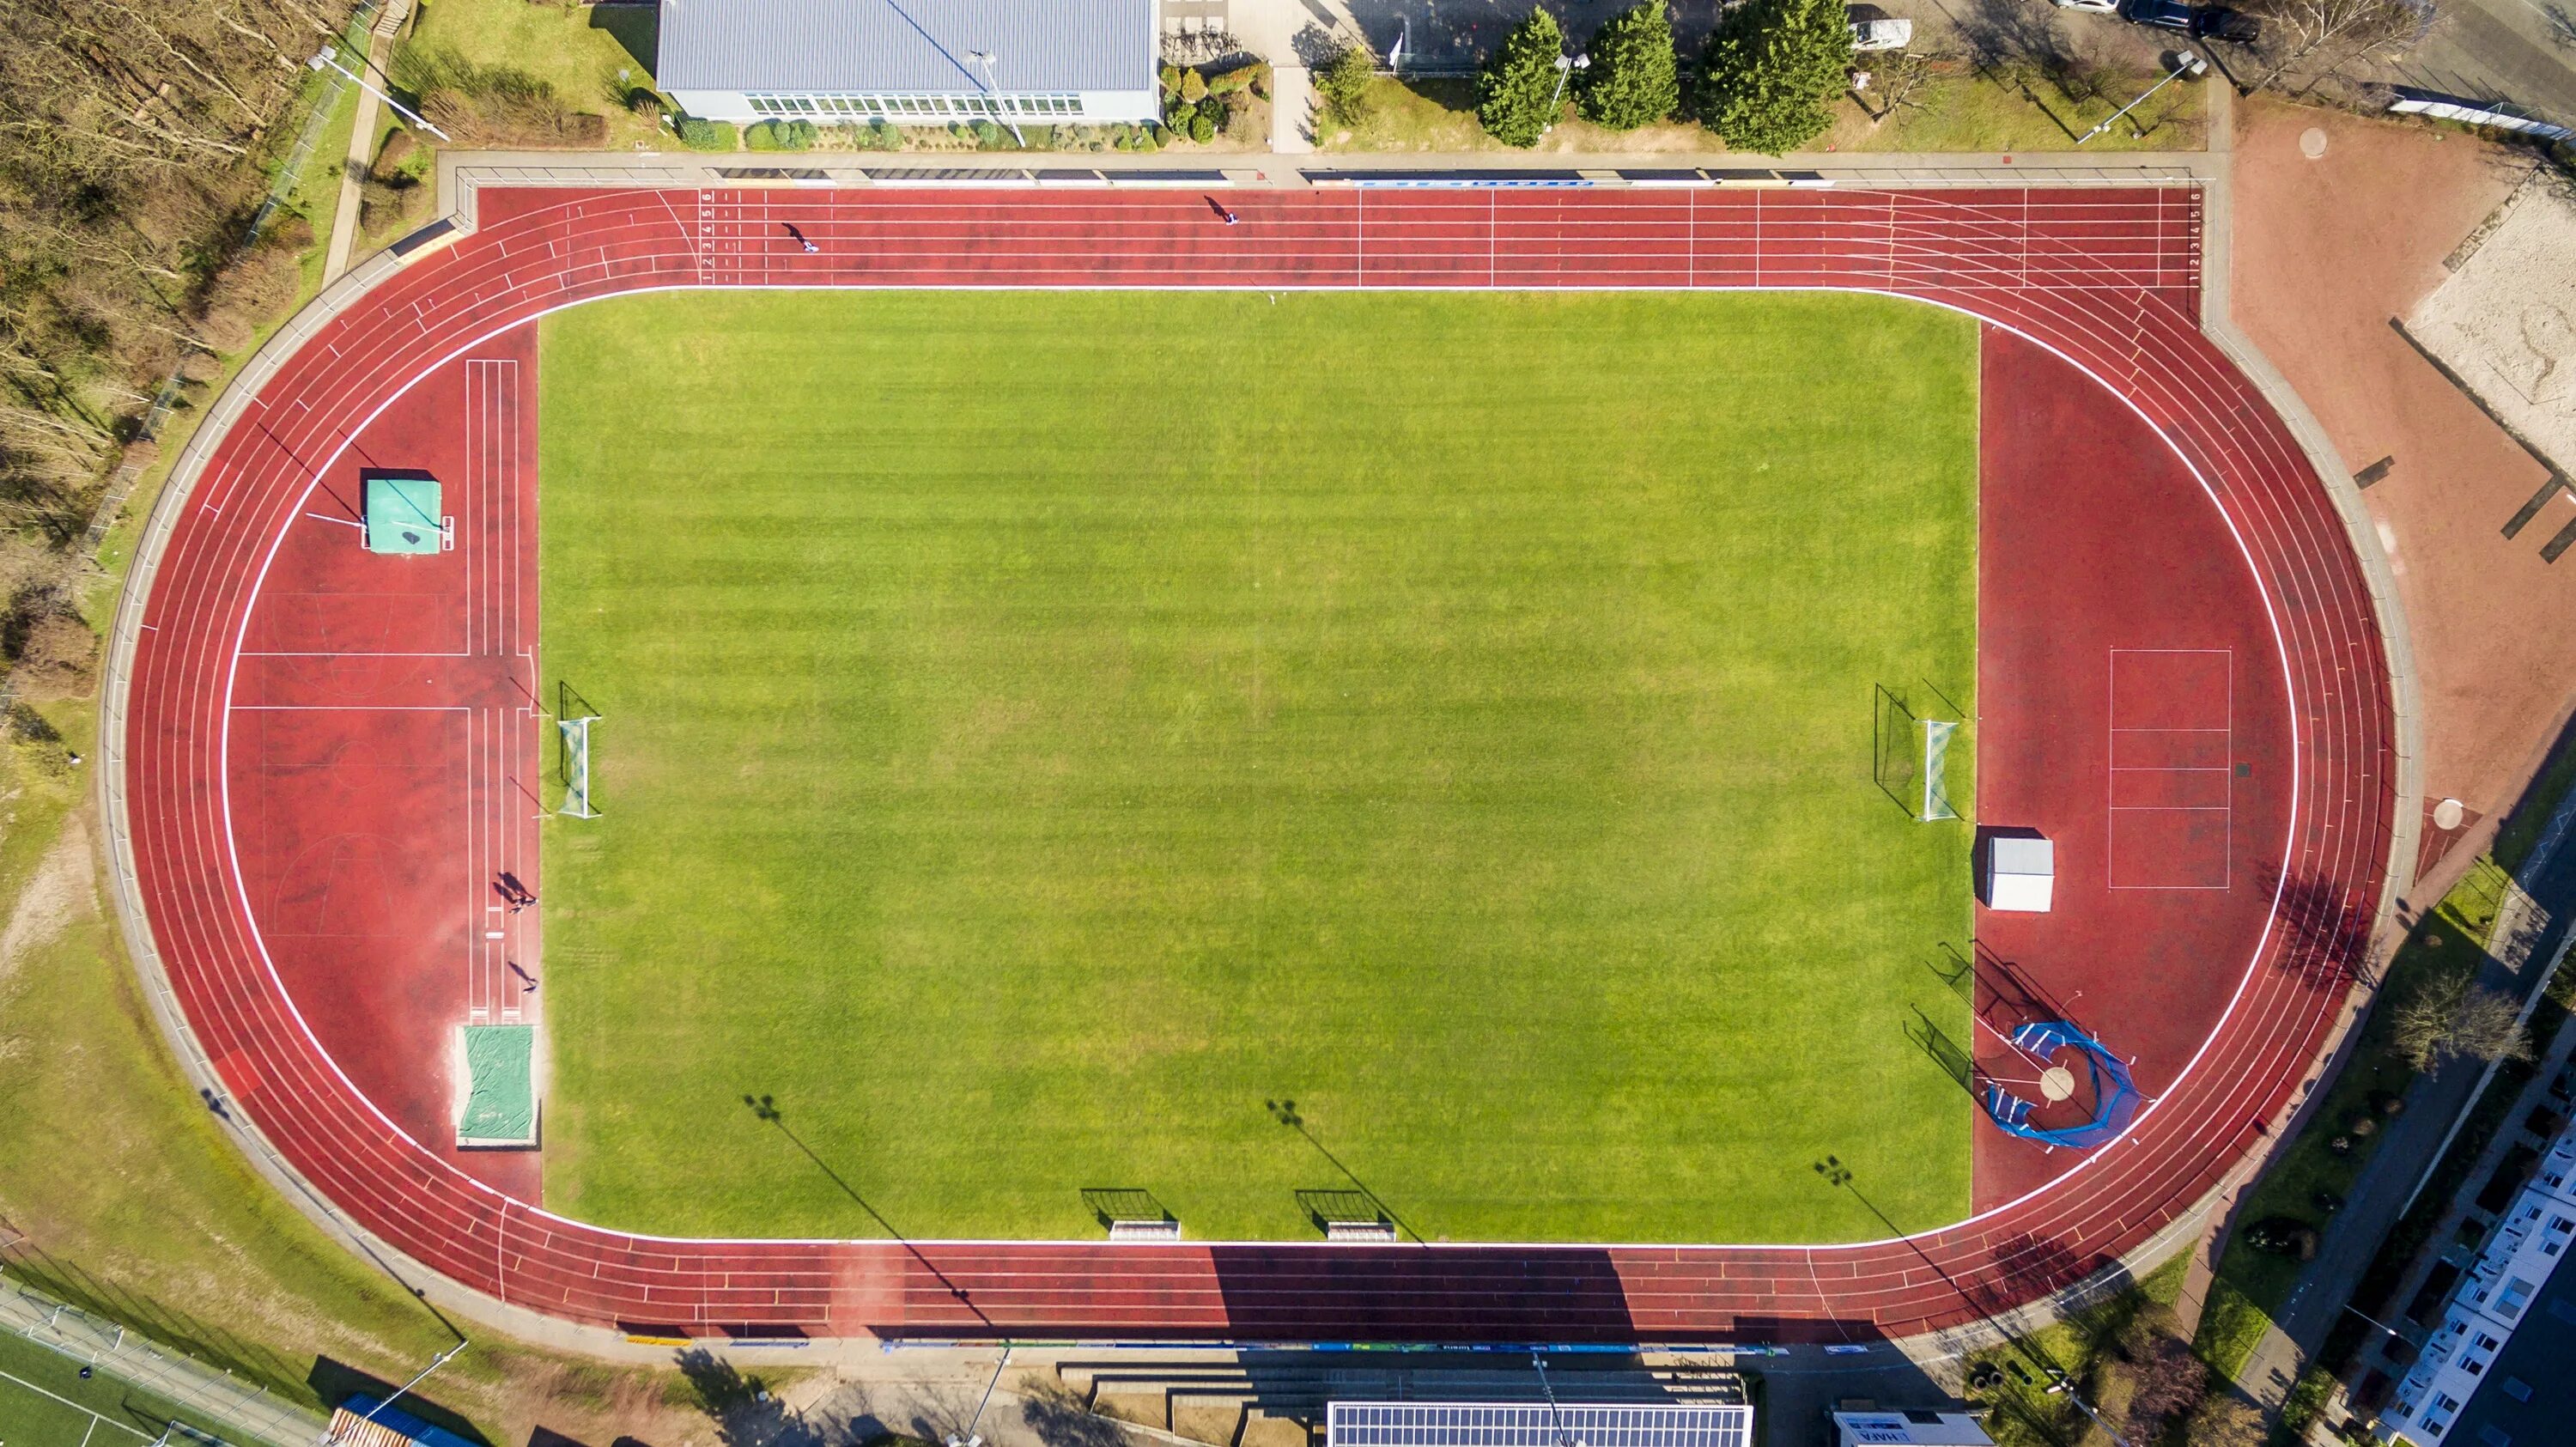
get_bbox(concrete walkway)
[1270,65,1315,154]
[322,0,414,284]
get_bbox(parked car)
[2116,0,2196,31]
[2117,0,2263,40]
[2190,5,2262,41]
[1850,16,1915,49]
[1844,4,1916,50]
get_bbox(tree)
[2390,961,2533,1072]
[2122,1334,2209,1439]
[2242,0,2430,91]
[1578,0,1680,131]
[1479,9,1568,148]
[2184,1395,2266,1447]
[1697,0,1854,155]
[1315,44,1376,125]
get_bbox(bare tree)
[2391,961,2534,1071]
[1856,50,1942,125]
[2241,0,2433,92]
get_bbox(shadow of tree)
[2266,866,2378,990]
[1018,1383,1138,1447]
[677,1348,828,1447]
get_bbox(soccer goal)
[1918,719,1959,822]
[558,714,601,818]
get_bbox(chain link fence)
[0,1271,327,1447]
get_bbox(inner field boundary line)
[97,185,2393,1351]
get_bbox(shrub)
[676,117,737,150]
[856,119,900,150]
[194,308,254,355]
[416,59,610,148]
[627,89,663,125]
[1697,0,1851,155]
[973,119,1006,147]
[360,177,433,237]
[374,129,419,179]
[1133,125,1160,151]
[1159,62,1184,100]
[1315,45,1375,124]
[264,215,315,252]
[1189,113,1216,143]
[198,245,298,328]
[1206,62,1268,97]
[10,614,98,700]
[1578,0,1680,130]
[1180,68,1209,103]
[745,119,817,150]
[1479,9,1567,146]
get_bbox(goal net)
[1919,719,1958,822]
[559,714,601,818]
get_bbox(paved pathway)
[323,1,413,284]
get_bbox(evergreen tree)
[1578,0,1680,131]
[1697,0,1852,155]
[1315,44,1377,125]
[1478,9,1568,148]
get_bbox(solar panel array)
[1327,1402,1753,1447]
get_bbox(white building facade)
[659,0,1160,126]
[2381,1128,2576,1444]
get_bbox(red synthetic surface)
[1971,327,2298,1208]
[122,186,2391,1344]
[227,327,542,1201]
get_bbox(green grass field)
[538,289,1978,1244]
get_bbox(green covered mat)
[365,475,443,555]
[458,1024,535,1146]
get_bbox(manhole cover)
[2433,797,2466,830]
[2300,127,2329,159]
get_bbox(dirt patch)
[2227,97,2569,837]
[0,810,95,983]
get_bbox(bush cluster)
[1158,60,1260,143]
[745,119,818,150]
[676,116,738,150]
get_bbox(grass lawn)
[1318,70,2202,155]
[538,289,1978,1244]
[0,702,702,1443]
[401,0,661,149]
[0,1328,260,1447]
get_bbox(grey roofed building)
[658,0,1159,127]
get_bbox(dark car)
[2190,5,2263,41]
[2116,0,2195,30]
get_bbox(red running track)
[113,185,2393,1345]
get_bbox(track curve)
[107,185,2394,1345]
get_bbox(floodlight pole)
[2078,51,2202,144]
[945,1343,1011,1447]
[965,50,1028,146]
[307,46,451,142]
[328,1340,467,1444]
[1541,52,1589,135]
[1531,1353,1586,1447]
